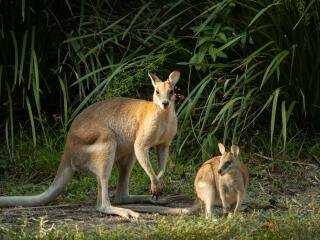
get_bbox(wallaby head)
[217,143,240,176]
[148,70,180,110]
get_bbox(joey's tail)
[0,157,74,207]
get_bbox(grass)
[1,132,320,239]
[1,207,320,239]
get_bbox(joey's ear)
[148,72,161,87]
[168,70,180,86]
[231,145,239,157]
[218,142,225,155]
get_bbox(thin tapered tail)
[119,200,201,215]
[0,158,74,207]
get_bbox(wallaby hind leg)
[203,188,214,218]
[115,155,167,205]
[197,181,215,218]
[93,140,139,219]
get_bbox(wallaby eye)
[169,90,174,95]
[224,160,232,167]
[156,90,160,95]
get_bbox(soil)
[1,163,319,230]
[0,195,194,229]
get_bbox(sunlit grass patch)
[1,209,320,240]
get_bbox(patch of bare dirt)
[0,195,193,229]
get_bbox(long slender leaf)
[26,97,36,146]
[261,50,289,89]
[270,88,281,151]
[281,100,287,151]
[10,31,19,87]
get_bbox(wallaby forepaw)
[150,183,162,199]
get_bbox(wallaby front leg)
[220,187,230,217]
[156,143,169,180]
[233,190,244,214]
[134,143,159,194]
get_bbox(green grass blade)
[122,2,150,40]
[281,100,287,151]
[63,15,129,43]
[28,26,36,88]
[32,50,48,143]
[299,88,306,118]
[261,50,289,89]
[5,82,14,161]
[10,31,19,87]
[31,50,40,112]
[180,78,210,127]
[58,76,68,132]
[270,88,281,152]
[248,3,278,28]
[143,6,191,44]
[70,64,117,87]
[286,101,296,124]
[199,86,221,137]
[18,30,28,85]
[212,96,244,124]
[193,0,231,35]
[292,0,315,30]
[26,97,36,146]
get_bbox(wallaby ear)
[148,72,161,87]
[168,70,180,86]
[218,142,225,155]
[231,144,240,157]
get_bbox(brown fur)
[194,143,249,217]
[0,71,181,219]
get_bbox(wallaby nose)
[162,100,169,108]
[218,169,222,175]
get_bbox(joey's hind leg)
[203,188,214,218]
[91,141,139,219]
[197,181,215,218]
[115,155,167,205]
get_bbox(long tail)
[120,200,201,215]
[0,158,74,207]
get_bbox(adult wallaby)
[194,143,249,218]
[0,70,181,219]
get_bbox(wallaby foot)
[97,205,139,219]
[114,195,169,205]
[205,212,218,221]
[227,212,234,218]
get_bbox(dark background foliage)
[0,0,319,166]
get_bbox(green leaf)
[26,97,36,146]
[261,50,289,89]
[248,3,278,28]
[270,88,281,151]
[281,101,287,151]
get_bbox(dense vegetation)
[1,1,320,239]
[0,0,319,174]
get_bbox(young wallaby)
[194,143,249,218]
[0,70,181,219]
